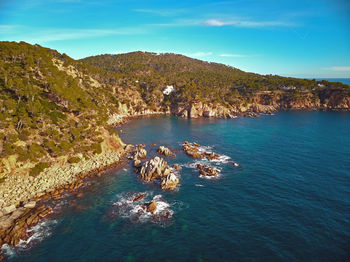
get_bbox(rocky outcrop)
[138,156,179,190]
[196,164,220,177]
[146,201,157,214]
[133,193,147,202]
[157,146,175,157]
[182,141,220,161]
[0,204,52,247]
[139,157,170,181]
[161,173,180,190]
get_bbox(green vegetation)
[29,162,51,177]
[0,41,349,172]
[68,156,81,164]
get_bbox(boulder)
[157,146,175,157]
[133,145,147,159]
[172,164,181,171]
[196,164,219,177]
[133,193,147,202]
[161,173,179,190]
[133,159,141,168]
[146,201,157,214]
[139,156,170,181]
[24,201,36,209]
[2,205,16,215]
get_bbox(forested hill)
[0,41,350,176]
[81,51,350,105]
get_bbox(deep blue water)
[316,78,350,85]
[3,112,350,262]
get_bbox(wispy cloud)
[0,26,147,43]
[219,53,247,58]
[204,18,294,28]
[133,8,186,17]
[326,66,350,72]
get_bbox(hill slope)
[1,41,350,178]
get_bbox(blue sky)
[1,0,350,78]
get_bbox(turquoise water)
[3,112,350,262]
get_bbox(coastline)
[1,107,350,258]
[0,144,132,253]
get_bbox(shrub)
[29,162,51,177]
[68,156,81,163]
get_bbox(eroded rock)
[157,146,175,157]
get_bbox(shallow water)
[3,111,350,262]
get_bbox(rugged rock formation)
[132,145,147,160]
[0,204,52,246]
[196,164,220,177]
[138,156,179,190]
[182,141,220,161]
[157,146,175,157]
[161,173,180,190]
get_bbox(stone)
[172,164,181,171]
[2,205,16,215]
[133,159,141,168]
[161,173,179,190]
[146,201,157,214]
[157,146,175,157]
[139,156,170,181]
[24,201,36,209]
[196,164,219,177]
[133,193,147,202]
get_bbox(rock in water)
[196,164,219,177]
[157,146,175,157]
[139,156,170,181]
[133,159,141,168]
[146,201,157,214]
[172,164,181,171]
[138,156,179,190]
[132,145,147,160]
[133,193,147,202]
[161,173,179,190]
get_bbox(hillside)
[1,41,350,179]
[81,51,350,112]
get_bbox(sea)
[2,111,350,262]
[316,78,350,85]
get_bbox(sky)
[0,0,350,78]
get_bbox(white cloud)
[0,26,147,43]
[204,18,293,28]
[327,66,350,72]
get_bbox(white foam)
[17,219,58,249]
[111,192,174,224]
[1,244,16,258]
[195,184,204,187]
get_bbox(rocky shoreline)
[0,144,132,257]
